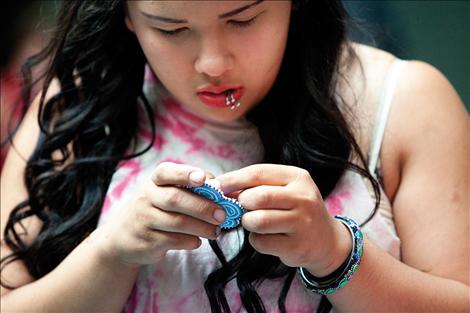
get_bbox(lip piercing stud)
[225,91,241,110]
[230,103,240,110]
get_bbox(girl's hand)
[216,164,351,276]
[95,162,226,268]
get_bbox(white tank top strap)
[368,59,407,176]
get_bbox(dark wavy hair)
[1,1,380,313]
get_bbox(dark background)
[344,0,469,111]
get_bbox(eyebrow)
[141,0,263,24]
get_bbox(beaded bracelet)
[297,215,364,295]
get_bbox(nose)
[194,35,234,78]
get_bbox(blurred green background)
[344,1,469,111]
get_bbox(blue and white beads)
[185,183,244,229]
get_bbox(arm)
[328,61,470,311]
[0,83,140,312]
[1,83,224,312]
[1,229,140,312]
[216,61,469,312]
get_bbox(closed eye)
[155,13,261,37]
[156,27,188,37]
[228,15,258,28]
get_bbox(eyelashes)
[156,15,259,37]
[228,15,258,28]
[156,28,188,37]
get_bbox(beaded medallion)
[185,183,245,229]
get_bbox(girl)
[1,1,469,312]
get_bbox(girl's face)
[126,1,291,123]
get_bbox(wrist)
[305,217,353,277]
[298,215,364,295]
[88,225,143,273]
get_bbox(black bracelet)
[302,243,352,286]
[297,215,364,294]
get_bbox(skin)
[1,1,469,312]
[125,0,291,123]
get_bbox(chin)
[182,102,245,122]
[205,110,247,124]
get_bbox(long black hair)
[1,1,380,313]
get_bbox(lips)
[196,85,243,108]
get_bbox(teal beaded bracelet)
[297,215,364,295]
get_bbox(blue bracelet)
[297,215,364,295]
[184,183,245,229]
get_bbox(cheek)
[140,38,191,88]
[260,35,286,76]
[241,27,288,89]
[241,16,289,78]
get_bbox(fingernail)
[189,170,205,184]
[220,185,234,195]
[213,209,226,223]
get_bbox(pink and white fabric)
[98,67,400,313]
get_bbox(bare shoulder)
[383,55,469,165]
[389,56,468,190]
[346,43,397,107]
[341,43,469,200]
[353,43,395,65]
[351,42,468,154]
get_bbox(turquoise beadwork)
[185,183,245,229]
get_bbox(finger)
[248,232,290,256]
[216,164,301,194]
[165,233,202,251]
[147,186,226,226]
[147,208,220,240]
[242,209,296,234]
[144,229,203,251]
[151,162,209,187]
[225,190,242,199]
[237,185,298,211]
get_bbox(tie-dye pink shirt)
[98,68,400,313]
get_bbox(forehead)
[133,1,262,17]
